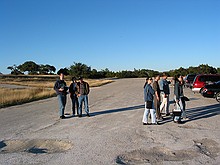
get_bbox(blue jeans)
[78,95,89,115]
[71,95,79,115]
[57,94,66,116]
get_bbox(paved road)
[0,78,220,165]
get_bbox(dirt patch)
[193,138,220,158]
[116,139,220,165]
[0,139,72,154]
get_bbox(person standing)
[152,74,162,120]
[54,69,68,119]
[142,77,157,125]
[159,73,171,116]
[173,75,187,123]
[69,77,79,117]
[76,77,90,117]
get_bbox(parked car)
[201,81,220,102]
[184,74,197,88]
[192,74,220,93]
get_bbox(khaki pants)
[160,93,170,114]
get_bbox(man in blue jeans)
[76,77,90,117]
[54,69,68,119]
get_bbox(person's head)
[79,77,84,83]
[147,77,153,84]
[174,74,182,83]
[59,73,64,80]
[162,73,167,79]
[154,74,160,81]
[72,77,77,82]
[57,68,67,80]
[178,75,184,83]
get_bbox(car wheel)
[216,92,220,103]
[200,87,204,93]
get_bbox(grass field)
[0,75,114,108]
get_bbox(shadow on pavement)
[90,104,144,116]
[186,103,220,122]
[159,103,220,125]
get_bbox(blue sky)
[0,0,219,74]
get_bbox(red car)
[192,74,220,93]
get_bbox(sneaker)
[86,114,90,117]
[60,116,66,119]
[143,123,150,125]
[78,115,82,118]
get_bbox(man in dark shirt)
[54,69,68,119]
[153,74,162,120]
[76,77,90,117]
[69,77,79,117]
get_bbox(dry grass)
[0,75,114,88]
[0,87,56,108]
[0,75,114,108]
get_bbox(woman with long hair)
[173,74,187,123]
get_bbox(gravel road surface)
[0,78,220,165]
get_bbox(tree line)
[7,61,220,79]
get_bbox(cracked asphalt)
[0,78,220,165]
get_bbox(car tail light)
[202,88,207,93]
[207,91,213,95]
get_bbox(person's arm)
[152,82,159,101]
[174,83,180,101]
[75,83,80,97]
[150,86,155,96]
[69,83,73,97]
[54,81,60,94]
[87,82,90,94]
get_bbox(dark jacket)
[69,82,77,98]
[76,81,90,95]
[174,81,184,100]
[159,79,171,95]
[54,79,68,95]
[144,84,155,102]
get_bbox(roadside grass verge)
[0,75,114,88]
[0,75,114,108]
[0,87,56,108]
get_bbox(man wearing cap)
[76,77,90,117]
[54,69,68,119]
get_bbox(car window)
[188,75,196,81]
[210,76,220,82]
[199,76,206,82]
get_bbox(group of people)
[54,69,90,119]
[142,73,187,125]
[53,69,186,123]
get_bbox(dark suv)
[184,74,197,88]
[192,74,220,93]
[201,81,220,102]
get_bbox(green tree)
[7,64,23,75]
[39,64,56,74]
[217,68,220,74]
[18,61,39,75]
[69,62,91,78]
